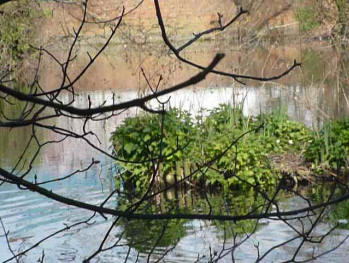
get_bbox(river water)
[1,42,349,262]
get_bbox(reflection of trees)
[205,191,266,238]
[282,45,349,123]
[310,184,349,230]
[119,213,187,253]
[117,188,267,254]
[327,199,349,229]
[317,44,349,120]
[335,44,349,117]
[0,84,44,168]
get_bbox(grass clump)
[305,119,349,173]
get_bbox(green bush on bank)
[111,104,327,192]
[111,109,196,191]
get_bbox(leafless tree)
[0,1,348,262]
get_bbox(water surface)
[1,42,349,262]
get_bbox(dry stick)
[18,128,68,179]
[32,5,124,98]
[146,222,168,263]
[256,235,301,263]
[289,188,337,262]
[62,6,125,90]
[0,114,60,128]
[56,0,90,98]
[10,135,34,175]
[294,235,349,263]
[83,217,121,262]
[214,218,260,262]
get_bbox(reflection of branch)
[3,213,97,263]
[35,159,99,185]
[0,217,19,263]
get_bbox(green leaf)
[124,143,135,154]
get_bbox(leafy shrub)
[112,105,332,192]
[195,108,312,189]
[305,119,349,171]
[259,111,312,152]
[111,109,195,192]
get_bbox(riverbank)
[2,0,348,94]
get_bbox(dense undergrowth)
[111,104,349,193]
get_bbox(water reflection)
[1,42,349,262]
[1,82,347,174]
[116,188,265,256]
[0,88,44,169]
